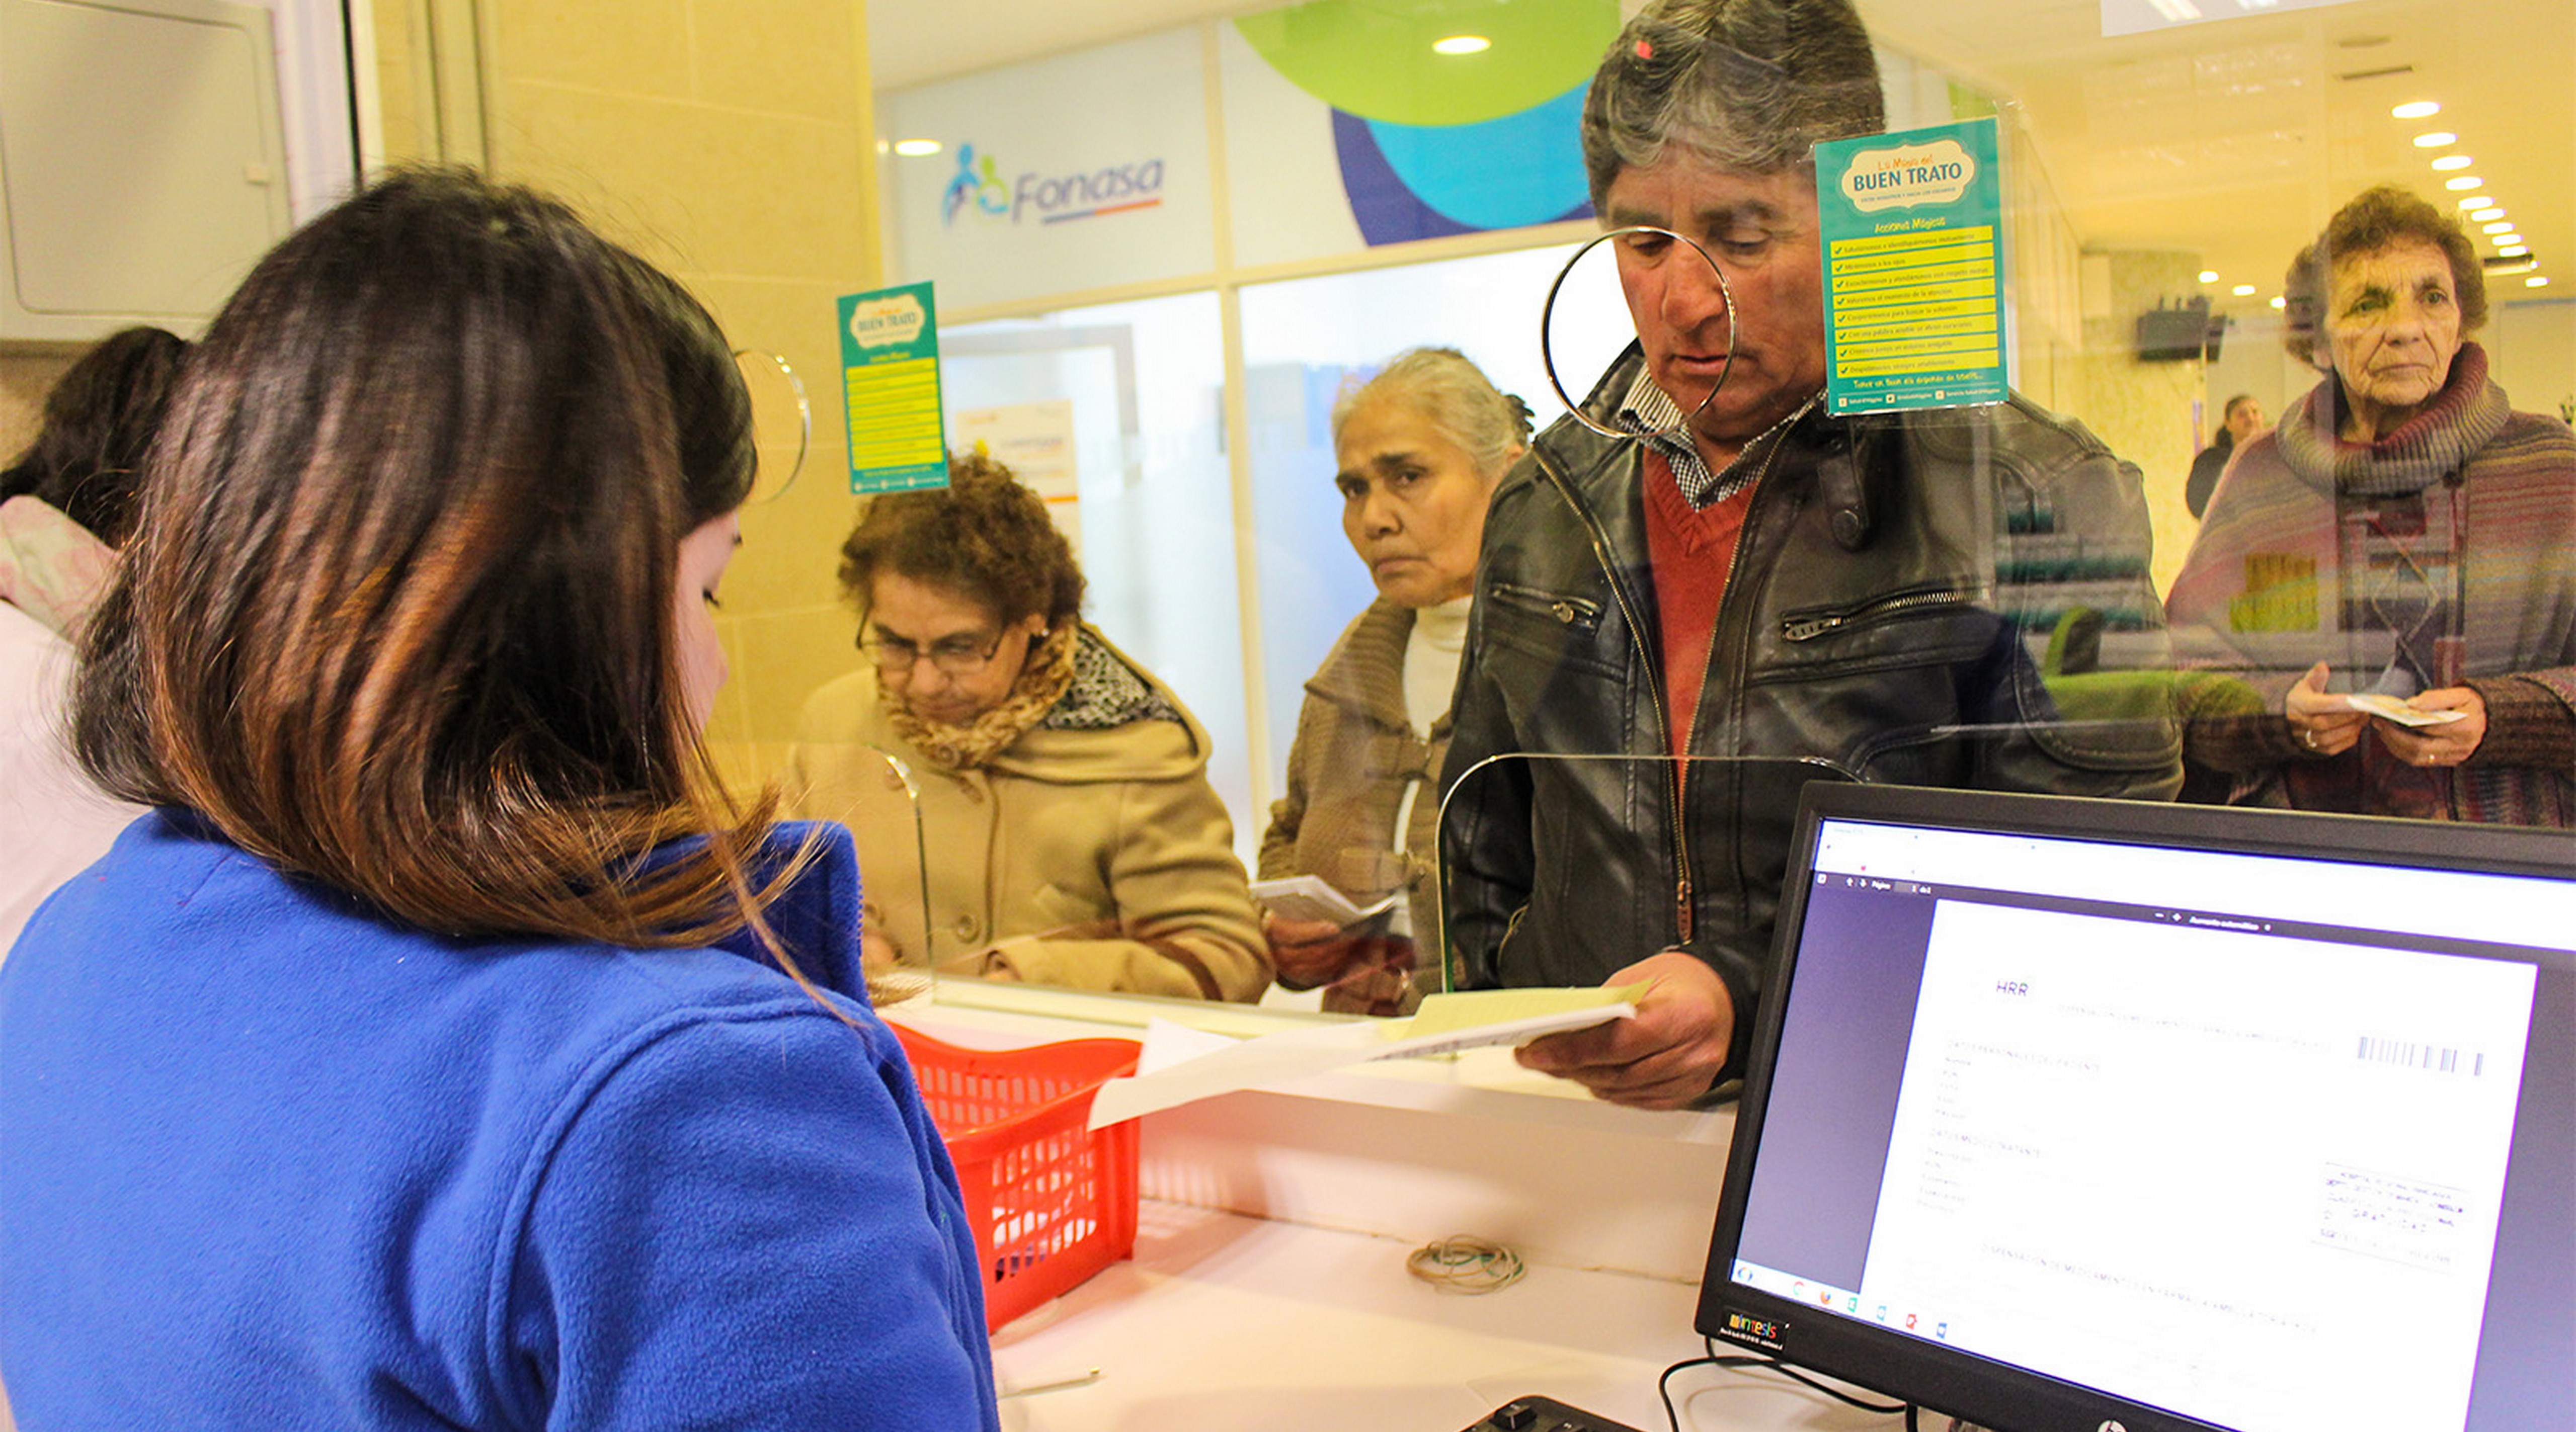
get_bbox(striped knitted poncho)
[2164,343,2576,826]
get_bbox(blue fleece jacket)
[0,812,998,1431]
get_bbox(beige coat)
[787,629,1268,1002]
[1259,599,1448,998]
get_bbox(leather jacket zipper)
[1530,416,1799,949]
[1674,428,1798,942]
[1488,582,1602,629]
[1780,587,1967,642]
[1530,443,1688,938]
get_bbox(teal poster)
[838,282,948,493]
[1815,117,2007,415]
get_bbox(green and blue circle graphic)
[1235,0,1616,244]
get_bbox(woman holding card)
[1258,349,1530,1013]
[2165,185,2576,824]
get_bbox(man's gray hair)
[1332,348,1533,481]
[1582,0,1886,209]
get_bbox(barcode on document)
[2357,1036,2482,1075]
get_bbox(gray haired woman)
[1257,347,1530,1014]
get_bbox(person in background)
[1259,348,1528,1015]
[2184,392,2266,519]
[2166,184,2575,824]
[0,170,999,1430]
[1,325,185,953]
[789,455,1268,1001]
[1440,0,2178,1110]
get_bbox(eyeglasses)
[857,625,1012,677]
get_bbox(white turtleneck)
[1402,596,1473,739]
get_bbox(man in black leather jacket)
[1438,0,2182,1108]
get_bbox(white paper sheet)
[1085,987,1642,1129]
[2343,692,2468,726]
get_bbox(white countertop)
[889,985,1737,1283]
[893,985,1905,1431]
[989,1200,1895,1432]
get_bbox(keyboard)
[1462,1394,1648,1432]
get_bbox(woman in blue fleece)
[0,170,1000,1431]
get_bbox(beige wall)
[0,351,79,466]
[375,0,885,798]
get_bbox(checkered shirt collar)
[1613,369,1825,511]
[1614,369,1730,508]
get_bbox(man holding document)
[1439,0,2178,1109]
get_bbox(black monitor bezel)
[1693,783,2576,1432]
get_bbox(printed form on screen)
[1857,898,2536,1432]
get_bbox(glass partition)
[776,743,931,998]
[1436,754,1864,1000]
[837,0,2575,1025]
[1237,244,1637,783]
[940,291,1251,824]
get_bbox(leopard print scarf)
[881,622,1079,771]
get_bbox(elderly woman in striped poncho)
[2165,185,2576,825]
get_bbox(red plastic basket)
[893,1025,1142,1331]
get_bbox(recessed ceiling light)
[2269,296,2287,309]
[2456,194,2490,209]
[2484,221,2516,234]
[2499,244,2529,257]
[2445,176,2484,191]
[2529,277,2552,288]
[2199,270,2220,283]
[2471,207,2505,222]
[2391,100,2441,118]
[1432,34,1491,55]
[892,138,942,157]
[2412,131,2458,148]
[2231,284,2257,296]
[2431,155,2473,171]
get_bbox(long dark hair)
[73,167,803,954]
[0,325,189,545]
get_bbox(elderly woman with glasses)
[787,453,1268,1000]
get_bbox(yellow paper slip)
[1398,984,1652,1042]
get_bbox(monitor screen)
[1696,785,2575,1432]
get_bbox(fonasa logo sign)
[941,144,1009,224]
[940,143,1166,228]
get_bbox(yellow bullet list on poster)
[845,357,945,470]
[1818,121,2009,414]
[838,282,951,494]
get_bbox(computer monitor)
[1696,784,2575,1432]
